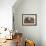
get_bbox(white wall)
[0,0,16,29]
[41,0,46,46]
[13,0,41,46]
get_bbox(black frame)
[22,14,37,26]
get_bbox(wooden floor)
[0,39,16,46]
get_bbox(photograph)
[22,14,37,26]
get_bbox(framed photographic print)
[22,14,37,26]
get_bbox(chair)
[15,33,23,46]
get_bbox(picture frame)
[22,14,37,26]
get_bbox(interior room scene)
[0,0,46,46]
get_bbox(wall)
[41,0,46,46]
[0,0,16,30]
[13,0,41,46]
[0,0,16,39]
